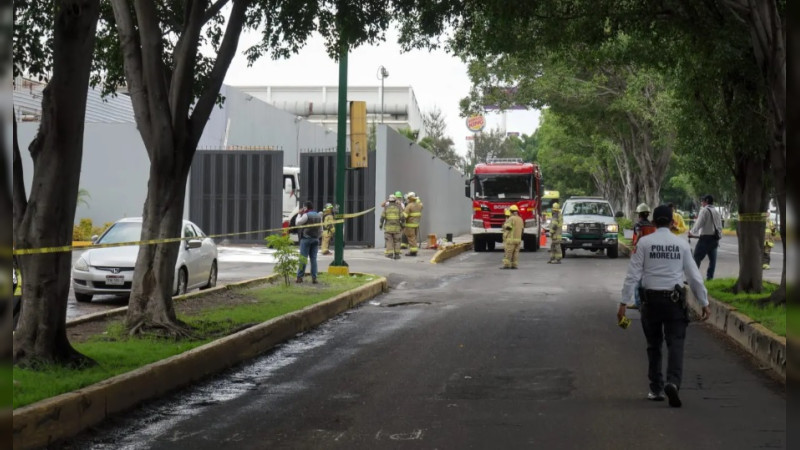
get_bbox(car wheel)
[200,260,218,290]
[562,246,567,259]
[175,268,188,296]
[607,245,619,259]
[75,292,93,303]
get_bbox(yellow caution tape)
[736,213,768,222]
[12,207,376,256]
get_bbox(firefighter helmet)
[552,202,560,211]
[406,191,416,199]
[324,203,334,211]
[388,195,397,202]
[636,203,651,213]
[509,205,519,212]
[504,208,511,217]
[394,191,403,198]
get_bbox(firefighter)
[381,191,405,209]
[548,202,563,264]
[402,192,423,256]
[320,203,335,255]
[632,203,657,252]
[501,205,523,269]
[763,216,777,270]
[380,195,405,259]
[501,208,512,248]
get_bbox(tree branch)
[170,0,209,132]
[133,0,174,155]
[12,110,28,230]
[189,0,250,146]
[204,0,230,21]
[110,0,155,155]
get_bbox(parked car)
[71,218,218,302]
[560,197,619,258]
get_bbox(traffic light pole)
[330,41,349,273]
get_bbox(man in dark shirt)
[295,201,322,283]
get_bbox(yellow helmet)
[504,208,511,217]
[509,205,519,212]
[552,202,560,211]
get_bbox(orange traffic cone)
[540,231,547,247]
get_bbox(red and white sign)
[466,115,486,132]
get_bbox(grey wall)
[16,122,172,227]
[373,125,471,247]
[199,85,339,166]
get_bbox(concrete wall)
[16,122,166,227]
[373,125,471,247]
[198,85,339,167]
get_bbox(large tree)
[108,0,398,335]
[418,107,461,167]
[12,0,101,366]
[400,0,784,299]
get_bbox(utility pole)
[377,66,389,123]
[329,40,349,275]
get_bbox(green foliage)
[397,127,420,142]
[77,188,91,209]
[72,218,112,242]
[12,274,372,408]
[705,278,784,336]
[419,107,462,167]
[265,234,306,286]
[615,217,633,231]
[462,128,521,175]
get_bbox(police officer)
[380,195,405,259]
[618,205,711,407]
[548,202,563,264]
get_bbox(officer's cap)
[653,205,672,225]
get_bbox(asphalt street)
[65,234,785,320]
[62,237,786,449]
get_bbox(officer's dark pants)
[693,236,719,280]
[640,294,689,394]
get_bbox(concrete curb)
[686,290,786,383]
[14,274,388,450]
[65,274,282,328]
[430,242,473,264]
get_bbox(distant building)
[232,85,425,138]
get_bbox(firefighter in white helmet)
[380,195,405,259]
[320,203,335,255]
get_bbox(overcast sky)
[224,27,541,156]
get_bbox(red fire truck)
[465,158,543,252]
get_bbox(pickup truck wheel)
[562,246,567,259]
[607,245,619,259]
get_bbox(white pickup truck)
[282,167,301,242]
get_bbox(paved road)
[64,241,785,449]
[65,234,785,320]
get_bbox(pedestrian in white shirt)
[688,194,724,279]
[618,205,711,408]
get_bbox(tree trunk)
[13,0,100,367]
[733,153,767,294]
[125,152,193,336]
[730,0,786,303]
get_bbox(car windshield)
[563,201,613,217]
[475,174,532,200]
[541,198,558,213]
[97,222,143,245]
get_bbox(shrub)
[72,219,113,241]
[265,234,306,286]
[615,217,633,231]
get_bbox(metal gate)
[189,150,283,244]
[300,151,376,246]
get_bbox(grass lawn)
[13,273,375,409]
[704,278,785,337]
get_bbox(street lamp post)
[377,65,389,123]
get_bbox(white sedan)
[71,218,218,303]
